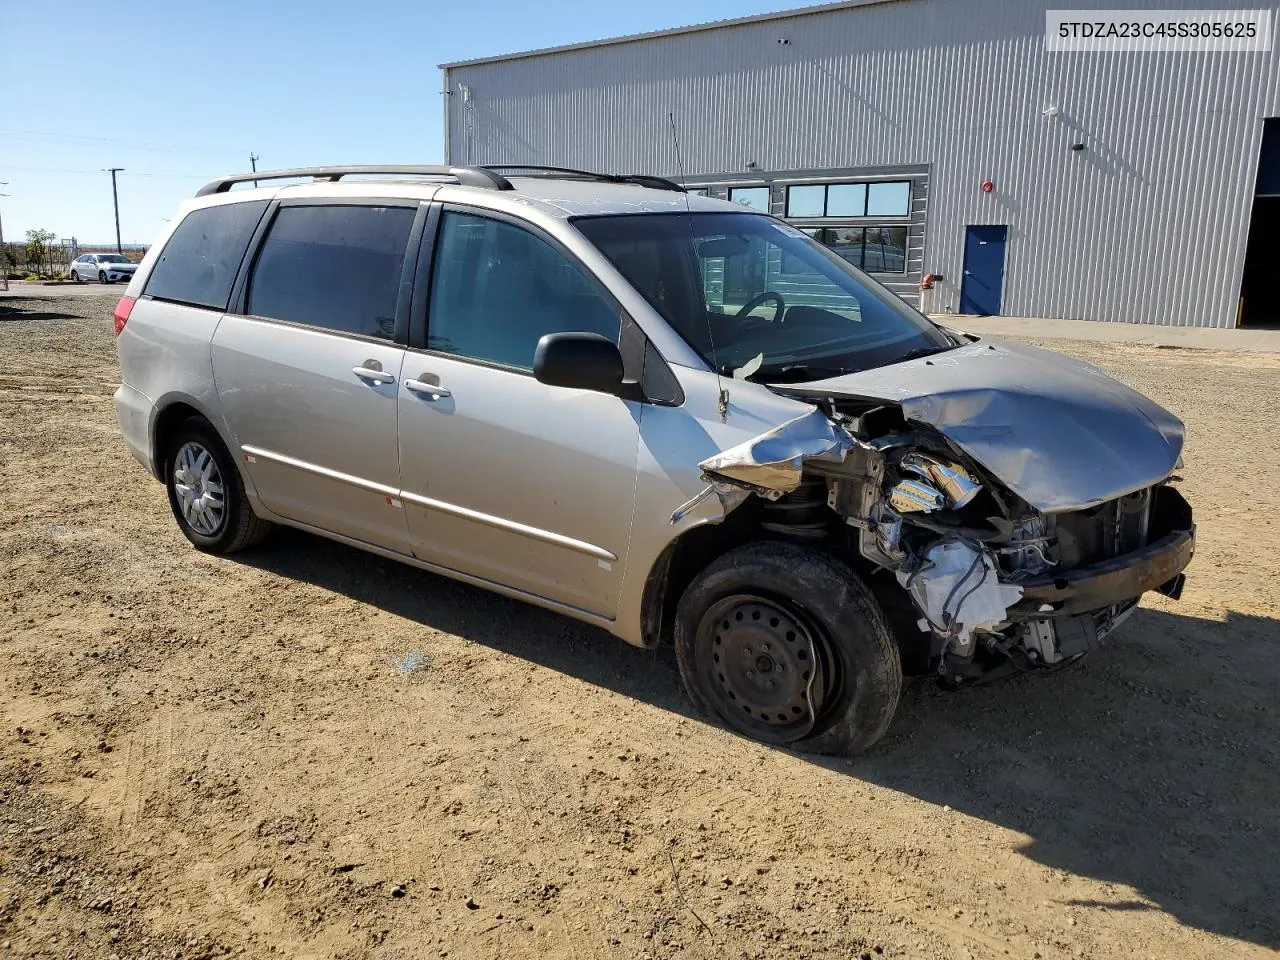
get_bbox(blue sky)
[1,0,797,246]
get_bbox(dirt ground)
[1,293,1277,960]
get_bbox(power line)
[0,164,208,179]
[0,128,248,159]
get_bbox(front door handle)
[404,379,451,400]
[352,365,395,385]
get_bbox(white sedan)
[70,254,138,284]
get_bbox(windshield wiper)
[740,363,849,383]
[893,345,956,364]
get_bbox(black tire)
[164,417,272,553]
[99,270,108,284]
[675,541,902,756]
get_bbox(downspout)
[441,67,452,164]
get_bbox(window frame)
[412,202,644,383]
[228,196,427,347]
[784,179,913,220]
[791,225,910,276]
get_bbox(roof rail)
[194,165,513,197]
[481,165,687,193]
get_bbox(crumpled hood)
[773,340,1185,513]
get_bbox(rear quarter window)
[144,200,269,310]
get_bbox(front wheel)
[98,270,109,284]
[164,417,272,553]
[675,541,902,756]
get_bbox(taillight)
[113,296,135,336]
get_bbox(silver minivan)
[113,165,1194,754]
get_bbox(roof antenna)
[669,112,728,422]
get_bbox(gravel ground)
[1,293,1278,960]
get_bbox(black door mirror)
[533,332,626,394]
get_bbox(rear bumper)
[113,383,159,480]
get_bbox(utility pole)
[103,168,124,254]
[250,153,259,188]
[0,183,8,292]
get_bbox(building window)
[827,183,868,216]
[785,185,825,217]
[784,181,910,218]
[782,226,908,274]
[866,181,911,217]
[728,186,770,212]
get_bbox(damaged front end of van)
[686,339,1195,685]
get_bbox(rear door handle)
[404,379,451,400]
[352,365,395,384]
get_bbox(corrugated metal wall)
[444,0,1280,327]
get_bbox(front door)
[959,225,1007,315]
[397,208,640,617]
[211,201,420,553]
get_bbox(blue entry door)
[959,225,1008,315]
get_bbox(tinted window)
[428,211,620,370]
[799,227,908,274]
[247,205,415,340]
[145,200,268,309]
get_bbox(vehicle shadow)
[0,301,81,322]
[236,528,1280,950]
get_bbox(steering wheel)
[734,291,786,323]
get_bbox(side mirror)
[533,332,626,395]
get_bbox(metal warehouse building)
[440,0,1280,328]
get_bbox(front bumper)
[1009,528,1194,617]
[1008,484,1195,619]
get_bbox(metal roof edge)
[437,0,902,69]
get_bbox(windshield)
[573,212,953,380]
[98,255,129,263]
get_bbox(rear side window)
[247,205,415,340]
[145,200,268,309]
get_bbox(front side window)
[247,204,415,340]
[427,211,621,370]
[575,212,948,380]
[145,200,269,309]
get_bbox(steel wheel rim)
[696,594,836,743]
[172,441,226,536]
